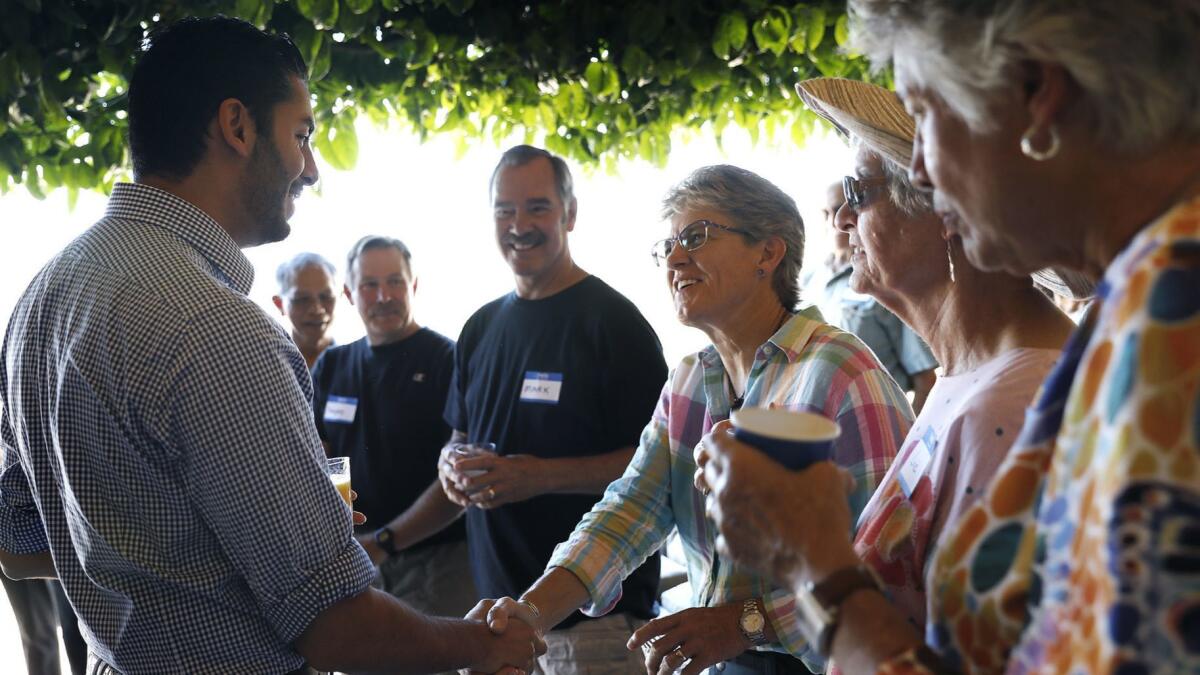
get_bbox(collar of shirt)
[697,311,823,370]
[104,182,255,295]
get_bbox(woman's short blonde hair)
[849,0,1200,154]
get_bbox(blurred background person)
[808,178,939,413]
[273,252,337,367]
[311,235,476,661]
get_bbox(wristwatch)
[738,599,769,646]
[795,565,882,657]
[373,527,399,557]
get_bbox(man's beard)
[241,135,294,246]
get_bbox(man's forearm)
[0,549,56,580]
[541,446,636,495]
[296,587,495,673]
[384,480,464,552]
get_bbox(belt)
[87,653,317,675]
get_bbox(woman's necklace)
[724,308,792,411]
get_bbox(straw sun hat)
[796,77,1094,300]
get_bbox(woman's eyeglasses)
[842,175,888,212]
[651,219,751,267]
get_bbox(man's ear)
[343,284,355,305]
[271,295,284,314]
[564,197,579,232]
[215,98,256,158]
[412,276,419,296]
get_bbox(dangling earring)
[946,240,956,283]
[1020,124,1060,161]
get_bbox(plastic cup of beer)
[451,442,496,478]
[326,456,352,506]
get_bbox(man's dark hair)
[489,145,576,207]
[128,16,307,180]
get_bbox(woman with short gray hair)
[696,1,1200,673]
[476,165,914,675]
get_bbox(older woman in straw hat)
[693,76,1074,672]
[698,1,1200,673]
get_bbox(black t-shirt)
[312,328,464,549]
[445,275,667,628]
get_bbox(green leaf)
[343,0,374,15]
[584,62,619,99]
[807,7,827,51]
[620,45,652,85]
[834,14,850,46]
[379,0,401,11]
[297,0,339,26]
[712,12,748,60]
[315,114,359,170]
[752,7,792,57]
[309,34,333,82]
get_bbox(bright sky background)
[0,120,852,367]
[0,120,852,670]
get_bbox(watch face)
[741,612,765,633]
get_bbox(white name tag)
[324,395,358,424]
[897,427,935,499]
[520,371,562,404]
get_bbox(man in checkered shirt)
[0,16,542,675]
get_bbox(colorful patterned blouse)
[548,311,913,666]
[853,348,1060,632]
[881,196,1200,673]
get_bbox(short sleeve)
[598,302,668,450]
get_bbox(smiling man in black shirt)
[311,236,475,632]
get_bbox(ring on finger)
[485,487,496,501]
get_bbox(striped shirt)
[0,183,375,673]
[549,310,913,666]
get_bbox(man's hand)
[628,605,750,675]
[438,446,476,508]
[460,598,545,675]
[453,454,549,509]
[694,422,858,587]
[354,532,387,566]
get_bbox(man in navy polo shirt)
[311,235,476,633]
[385,145,668,673]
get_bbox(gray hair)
[875,150,934,218]
[489,145,576,208]
[661,165,805,311]
[848,0,1200,153]
[345,235,413,286]
[275,252,336,295]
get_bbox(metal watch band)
[740,599,769,646]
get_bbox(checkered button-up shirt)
[549,310,913,668]
[0,183,375,673]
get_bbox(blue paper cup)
[730,408,840,471]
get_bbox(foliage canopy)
[0,0,874,202]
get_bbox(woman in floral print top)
[696,1,1200,673]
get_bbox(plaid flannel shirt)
[549,310,913,667]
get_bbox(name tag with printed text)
[897,427,935,499]
[520,371,563,404]
[324,395,358,424]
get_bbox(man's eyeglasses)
[651,219,751,267]
[842,175,888,212]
